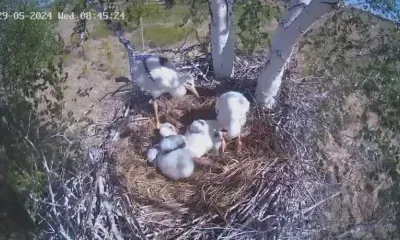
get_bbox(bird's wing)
[159,135,186,153]
[157,149,194,180]
[144,56,181,89]
[135,54,153,61]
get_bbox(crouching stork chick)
[146,123,194,181]
[147,121,224,180]
[215,91,250,152]
[132,55,200,129]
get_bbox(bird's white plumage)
[159,122,177,137]
[215,91,250,139]
[132,56,194,98]
[146,122,194,180]
[184,119,224,158]
[146,146,159,165]
[131,55,198,128]
[155,148,194,180]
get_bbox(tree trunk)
[140,16,145,50]
[255,0,339,109]
[208,0,235,79]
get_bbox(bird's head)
[188,119,209,134]
[180,74,200,98]
[212,129,225,154]
[213,129,224,141]
[159,123,177,137]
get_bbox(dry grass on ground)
[112,88,281,223]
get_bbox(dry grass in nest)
[112,89,279,224]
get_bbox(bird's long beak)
[185,84,200,98]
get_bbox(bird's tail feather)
[146,147,159,165]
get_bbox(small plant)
[165,4,191,23]
[82,64,88,73]
[123,1,165,26]
[101,41,114,64]
[79,64,89,78]
[91,22,113,39]
[106,48,113,63]
[235,1,281,55]
[70,33,81,46]
[143,24,191,46]
[110,66,120,76]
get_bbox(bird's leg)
[214,130,225,155]
[220,131,228,153]
[152,99,161,129]
[223,131,230,142]
[192,157,213,166]
[193,157,222,170]
[236,133,242,152]
[221,136,226,154]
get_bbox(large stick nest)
[35,48,341,239]
[107,51,335,239]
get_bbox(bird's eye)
[159,56,168,66]
[213,130,220,138]
[198,120,205,125]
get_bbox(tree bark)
[208,0,235,79]
[140,16,145,50]
[255,0,339,109]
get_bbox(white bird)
[184,119,224,158]
[132,55,200,129]
[146,123,194,180]
[146,122,223,180]
[215,91,250,152]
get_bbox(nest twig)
[32,132,145,239]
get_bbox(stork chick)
[146,123,194,180]
[132,55,200,129]
[215,91,250,152]
[184,119,224,159]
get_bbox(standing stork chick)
[132,55,200,129]
[215,91,250,152]
[146,123,194,181]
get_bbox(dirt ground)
[56,19,133,146]
[317,92,395,238]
